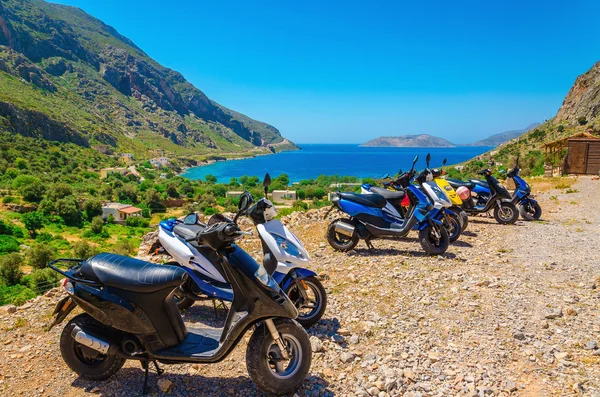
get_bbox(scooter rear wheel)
[326,219,358,252]
[519,201,542,221]
[60,314,125,381]
[246,319,312,396]
[419,224,449,255]
[452,207,469,232]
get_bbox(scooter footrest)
[156,328,221,357]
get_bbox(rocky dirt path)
[1,176,599,397]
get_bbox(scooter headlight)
[255,265,279,290]
[270,234,303,258]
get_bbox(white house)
[150,157,170,168]
[102,203,143,223]
[272,190,297,201]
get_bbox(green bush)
[577,116,587,125]
[83,199,103,221]
[0,253,23,286]
[35,232,54,243]
[20,180,46,203]
[125,217,149,228]
[112,239,135,256]
[0,220,14,235]
[22,211,45,234]
[0,235,20,254]
[71,241,98,259]
[90,216,104,234]
[28,268,60,294]
[27,244,55,269]
[55,196,82,226]
[204,207,218,216]
[0,284,36,306]
[2,196,15,203]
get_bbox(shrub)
[557,125,565,132]
[22,211,45,234]
[166,183,179,198]
[113,239,135,256]
[12,175,39,189]
[106,214,115,224]
[90,216,104,234]
[37,199,56,215]
[205,174,217,184]
[0,253,23,286]
[2,196,15,203]
[28,268,60,294]
[125,217,149,228]
[204,207,218,216]
[0,220,14,236]
[0,235,20,254]
[116,185,138,203]
[71,241,97,259]
[577,116,587,125]
[56,196,82,226]
[83,199,103,221]
[0,284,36,306]
[47,183,73,201]
[20,180,46,203]
[35,232,54,243]
[292,200,308,211]
[27,244,55,269]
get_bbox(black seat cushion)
[80,253,187,293]
[173,224,205,241]
[446,179,475,190]
[338,192,386,208]
[370,186,405,200]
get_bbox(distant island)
[360,134,456,148]
[361,123,539,148]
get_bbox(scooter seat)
[173,224,206,241]
[446,179,475,190]
[79,253,188,293]
[369,187,405,200]
[338,192,387,208]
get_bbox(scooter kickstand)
[365,239,375,251]
[153,360,164,376]
[141,360,150,395]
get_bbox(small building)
[100,167,127,179]
[150,157,170,168]
[226,191,244,198]
[120,153,134,165]
[544,132,600,176]
[102,203,143,223]
[272,190,297,201]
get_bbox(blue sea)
[182,144,492,183]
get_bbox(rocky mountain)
[556,61,600,124]
[468,123,540,147]
[0,0,295,157]
[360,134,456,148]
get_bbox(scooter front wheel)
[60,314,125,380]
[326,219,358,252]
[285,276,327,328]
[419,224,449,255]
[246,319,312,396]
[445,212,462,243]
[519,201,542,221]
[494,202,519,224]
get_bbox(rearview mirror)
[183,213,198,225]
[263,173,271,187]
[426,153,431,167]
[238,191,253,212]
[442,158,447,166]
[382,173,390,179]
[412,155,418,164]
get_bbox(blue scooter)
[325,155,450,255]
[507,158,542,220]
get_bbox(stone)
[310,336,324,352]
[349,334,360,344]
[512,331,525,340]
[584,341,598,350]
[545,308,562,319]
[157,378,172,393]
[5,305,17,314]
[503,380,518,392]
[340,352,356,363]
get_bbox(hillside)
[455,62,600,177]
[468,123,540,147]
[360,134,456,147]
[0,0,296,159]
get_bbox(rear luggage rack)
[48,258,104,286]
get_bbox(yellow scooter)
[432,159,469,232]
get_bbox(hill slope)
[360,134,456,147]
[468,123,540,147]
[0,0,295,157]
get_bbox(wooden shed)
[544,132,600,176]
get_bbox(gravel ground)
[1,176,599,397]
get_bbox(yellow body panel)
[434,177,463,205]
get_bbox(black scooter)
[48,192,311,396]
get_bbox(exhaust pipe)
[71,326,111,355]
[334,221,355,237]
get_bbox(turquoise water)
[183,144,492,183]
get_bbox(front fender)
[273,268,318,293]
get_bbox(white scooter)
[157,174,326,327]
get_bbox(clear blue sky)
[50,0,600,144]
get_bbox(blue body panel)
[159,219,178,233]
[339,198,382,218]
[472,184,490,195]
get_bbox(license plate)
[48,296,76,330]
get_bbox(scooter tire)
[326,219,358,252]
[446,212,462,243]
[285,276,327,328]
[458,209,469,232]
[494,202,519,225]
[519,201,542,221]
[60,314,125,381]
[247,319,312,396]
[419,224,449,255]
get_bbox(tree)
[47,183,73,201]
[15,158,27,170]
[229,177,238,186]
[83,199,103,221]
[180,183,194,197]
[12,175,39,189]
[90,216,104,234]
[20,180,46,203]
[145,188,162,205]
[22,212,44,235]
[165,182,179,198]
[71,241,97,259]
[27,244,55,269]
[100,185,113,200]
[0,253,23,286]
[205,174,217,184]
[275,174,290,186]
[37,199,56,215]
[116,185,138,203]
[56,196,82,226]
